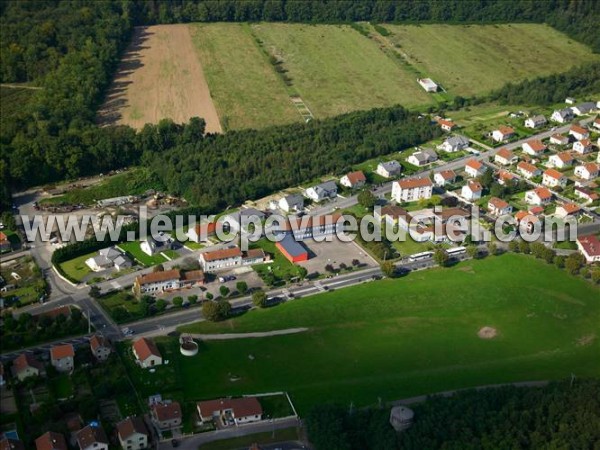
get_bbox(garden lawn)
[165,254,600,413]
[118,241,166,267]
[58,252,96,283]
[99,290,145,323]
[251,239,301,281]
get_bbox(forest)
[1,0,600,212]
[306,379,600,449]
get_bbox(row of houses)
[133,268,205,295]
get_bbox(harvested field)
[98,25,222,133]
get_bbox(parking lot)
[299,237,377,274]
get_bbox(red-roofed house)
[549,151,574,169]
[576,235,600,263]
[77,425,108,450]
[494,148,518,166]
[50,344,74,373]
[542,169,567,188]
[549,134,569,146]
[461,181,483,201]
[569,124,589,141]
[11,353,44,381]
[151,402,182,430]
[517,161,541,179]
[438,118,456,132]
[89,335,111,362]
[0,231,11,252]
[35,432,67,450]
[340,171,366,189]
[132,338,162,368]
[492,126,515,143]
[497,170,516,186]
[187,222,217,243]
[197,397,263,426]
[116,416,149,450]
[391,177,433,202]
[514,211,540,233]
[574,186,599,203]
[525,188,553,206]
[465,159,486,178]
[574,163,599,180]
[487,197,513,217]
[433,170,456,186]
[555,203,581,218]
[573,139,593,154]
[522,139,546,156]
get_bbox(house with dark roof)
[305,181,338,202]
[276,234,309,263]
[197,397,263,427]
[116,417,149,450]
[151,402,182,430]
[77,426,108,450]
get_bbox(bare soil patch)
[478,326,498,340]
[98,24,221,133]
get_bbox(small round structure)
[179,335,199,356]
[389,405,414,432]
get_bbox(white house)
[140,236,172,257]
[525,187,553,206]
[434,170,456,186]
[418,78,438,92]
[569,124,589,141]
[494,148,518,165]
[116,417,149,450]
[524,115,547,129]
[570,102,596,116]
[391,177,433,203]
[517,161,541,179]
[11,353,44,382]
[340,170,366,189]
[90,335,111,362]
[496,169,516,186]
[133,338,162,368]
[542,169,567,188]
[151,402,182,430]
[134,269,182,295]
[278,194,304,213]
[461,180,483,201]
[437,118,456,132]
[439,135,469,153]
[305,181,337,202]
[376,160,402,178]
[548,152,574,169]
[50,344,74,373]
[593,118,600,130]
[407,149,437,167]
[464,159,486,178]
[492,126,515,143]
[573,139,593,154]
[555,203,581,218]
[574,163,600,180]
[574,186,599,203]
[197,397,263,427]
[77,426,108,450]
[85,247,131,272]
[551,108,574,123]
[549,134,569,146]
[565,97,576,105]
[487,197,513,217]
[522,139,546,156]
[198,246,266,272]
[576,235,600,263]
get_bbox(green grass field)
[118,241,166,267]
[99,290,145,323]
[167,254,599,413]
[251,238,301,282]
[58,251,95,282]
[190,23,300,130]
[384,23,599,97]
[251,23,432,118]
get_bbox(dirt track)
[98,24,222,133]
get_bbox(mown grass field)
[141,254,600,414]
[190,23,300,130]
[251,23,432,117]
[118,241,167,267]
[58,251,95,282]
[384,23,600,97]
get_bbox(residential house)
[576,235,600,263]
[271,213,344,241]
[524,115,547,129]
[198,246,266,272]
[574,187,599,203]
[461,180,483,201]
[85,247,131,272]
[340,171,366,189]
[522,139,546,156]
[418,78,438,92]
[548,151,574,169]
[492,126,515,143]
[439,135,469,153]
[569,124,589,141]
[89,335,111,362]
[151,402,182,430]
[407,149,437,167]
[549,134,569,146]
[304,181,338,202]
[433,170,456,186]
[487,197,513,217]
[186,222,217,243]
[517,161,541,179]
[11,353,44,381]
[551,108,574,123]
[116,417,149,450]
[140,236,172,257]
[278,194,304,213]
[570,102,596,116]
[515,210,540,233]
[0,231,11,252]
[375,205,411,227]
[593,118,600,130]
[376,161,402,178]
[391,177,433,203]
[437,118,456,132]
[574,163,600,180]
[0,439,24,450]
[133,269,182,295]
[565,97,576,105]
[197,397,263,426]
[573,139,592,154]
[555,202,581,219]
[497,169,517,186]
[132,338,162,369]
[35,432,67,450]
[525,188,553,206]
[494,148,518,165]
[542,169,567,188]
[464,159,486,178]
[77,426,108,450]
[50,344,74,373]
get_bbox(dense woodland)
[1,0,600,212]
[306,379,600,449]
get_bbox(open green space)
[258,394,295,419]
[0,256,46,307]
[118,241,166,267]
[251,238,302,283]
[165,254,600,413]
[58,251,96,283]
[251,23,432,118]
[99,290,146,324]
[384,23,599,97]
[190,23,300,131]
[50,374,74,399]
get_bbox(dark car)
[171,439,178,448]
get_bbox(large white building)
[199,247,266,272]
[391,177,433,203]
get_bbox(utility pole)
[87,309,91,334]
